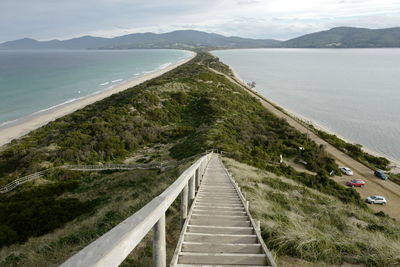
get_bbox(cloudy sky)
[1,0,400,42]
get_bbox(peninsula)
[1,52,400,266]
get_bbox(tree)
[247,81,256,89]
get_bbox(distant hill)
[3,27,400,50]
[281,26,400,48]
[0,30,281,50]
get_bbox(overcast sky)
[1,0,400,42]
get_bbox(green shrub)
[0,181,97,247]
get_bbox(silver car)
[340,167,354,176]
[366,195,387,205]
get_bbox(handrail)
[0,171,46,194]
[0,162,167,194]
[65,163,162,171]
[61,152,213,267]
[0,150,215,194]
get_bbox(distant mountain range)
[1,27,400,50]
[0,30,279,50]
[281,27,400,48]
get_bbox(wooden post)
[246,201,249,211]
[152,214,166,267]
[195,168,200,190]
[180,184,188,229]
[189,175,195,204]
[192,174,196,195]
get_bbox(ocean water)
[213,49,400,163]
[0,49,191,127]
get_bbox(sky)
[1,0,400,42]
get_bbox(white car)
[340,167,354,176]
[366,195,387,205]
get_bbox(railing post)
[180,183,188,229]
[189,175,195,205]
[152,214,166,267]
[195,168,200,189]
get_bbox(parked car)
[374,170,388,180]
[346,179,365,187]
[365,195,387,205]
[340,167,354,176]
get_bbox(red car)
[346,179,365,187]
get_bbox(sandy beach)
[0,51,196,147]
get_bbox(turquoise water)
[213,49,400,162]
[0,49,190,126]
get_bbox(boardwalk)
[171,155,275,266]
[61,153,275,267]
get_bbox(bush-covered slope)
[224,157,400,266]
[0,52,338,184]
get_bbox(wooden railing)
[0,171,46,194]
[0,162,164,194]
[61,152,213,267]
[64,163,162,171]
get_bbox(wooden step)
[182,242,262,254]
[184,233,257,243]
[194,205,244,209]
[197,197,240,201]
[176,264,270,267]
[194,205,244,210]
[197,195,238,198]
[178,252,267,265]
[190,218,251,227]
[187,225,253,235]
[192,210,246,216]
[195,204,244,209]
[198,193,239,199]
[191,214,248,220]
[197,195,239,199]
[195,201,243,206]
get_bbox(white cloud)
[0,0,399,42]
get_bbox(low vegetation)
[224,157,400,266]
[314,129,390,170]
[0,180,95,247]
[389,172,400,185]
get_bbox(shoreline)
[211,65,400,219]
[230,69,400,173]
[0,50,196,147]
[227,68,400,174]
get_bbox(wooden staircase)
[171,155,276,267]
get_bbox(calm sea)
[0,49,191,127]
[213,49,400,163]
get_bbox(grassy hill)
[224,157,400,266]
[282,26,400,48]
[0,52,398,266]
